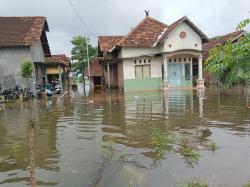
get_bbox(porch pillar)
[197,55,205,89]
[107,62,111,90]
[58,65,63,89]
[163,56,168,90]
[45,67,48,83]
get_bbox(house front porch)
[162,50,205,90]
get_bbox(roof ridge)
[118,16,168,46]
[214,30,245,39]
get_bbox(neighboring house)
[202,30,247,84]
[85,58,104,91]
[45,54,71,87]
[0,16,51,91]
[97,16,209,92]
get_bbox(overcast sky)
[0,0,249,56]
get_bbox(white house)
[96,15,209,92]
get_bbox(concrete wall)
[122,57,162,92]
[30,42,45,62]
[0,44,45,90]
[123,57,162,79]
[120,47,159,58]
[161,22,202,52]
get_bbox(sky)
[0,0,249,56]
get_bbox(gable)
[161,22,202,52]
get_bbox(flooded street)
[0,90,250,187]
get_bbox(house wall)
[0,47,35,90]
[122,57,162,92]
[161,22,202,52]
[120,47,159,58]
[30,42,45,62]
[0,43,46,90]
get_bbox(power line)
[67,0,94,36]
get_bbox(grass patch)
[10,143,22,161]
[179,138,201,167]
[208,140,219,151]
[151,127,172,161]
[177,179,208,187]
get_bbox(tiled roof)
[85,58,103,77]
[202,30,245,52]
[117,16,168,47]
[45,54,70,67]
[202,30,246,60]
[98,36,124,52]
[0,16,49,46]
[157,16,209,44]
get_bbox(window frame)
[135,64,151,78]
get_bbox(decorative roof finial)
[144,10,149,17]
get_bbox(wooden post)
[29,120,36,187]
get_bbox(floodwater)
[0,89,250,187]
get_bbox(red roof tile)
[202,30,245,52]
[45,54,70,67]
[85,58,103,77]
[98,36,124,52]
[202,30,246,60]
[118,16,168,47]
[0,16,49,46]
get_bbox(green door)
[168,63,182,87]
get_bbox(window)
[144,59,146,63]
[169,59,171,63]
[135,65,150,78]
[148,59,151,63]
[134,59,137,64]
[185,63,191,80]
[179,58,181,62]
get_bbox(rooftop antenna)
[144,10,149,17]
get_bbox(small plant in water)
[208,140,219,151]
[119,148,126,161]
[101,139,115,161]
[183,179,207,187]
[151,127,172,161]
[10,143,22,161]
[176,179,208,187]
[179,138,201,167]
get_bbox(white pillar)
[107,62,111,89]
[197,55,205,89]
[163,56,168,90]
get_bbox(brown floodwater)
[0,89,250,187]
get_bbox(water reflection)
[0,89,249,187]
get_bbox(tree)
[70,36,97,93]
[205,19,250,89]
[21,59,33,87]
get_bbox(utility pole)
[85,35,91,94]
